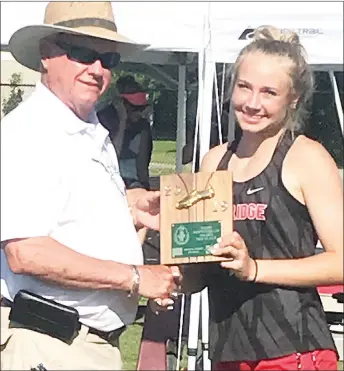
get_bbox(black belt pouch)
[9,290,81,343]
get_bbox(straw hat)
[9,2,148,72]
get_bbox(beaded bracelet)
[128,265,140,297]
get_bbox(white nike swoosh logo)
[246,187,264,195]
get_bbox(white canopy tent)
[2,2,343,64]
[1,1,343,169]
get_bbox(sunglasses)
[55,41,121,70]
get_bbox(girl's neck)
[237,126,286,158]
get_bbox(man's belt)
[1,296,126,343]
[0,296,12,308]
[88,325,127,343]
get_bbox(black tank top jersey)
[205,131,337,362]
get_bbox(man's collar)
[35,81,104,136]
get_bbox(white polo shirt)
[0,82,143,331]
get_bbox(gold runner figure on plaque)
[176,185,215,210]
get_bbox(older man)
[0,2,179,370]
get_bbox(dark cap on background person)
[116,75,149,108]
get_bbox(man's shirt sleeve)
[1,137,64,242]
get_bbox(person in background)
[115,76,154,246]
[180,25,343,370]
[97,87,128,156]
[117,75,153,191]
[1,2,180,370]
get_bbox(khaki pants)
[1,307,123,370]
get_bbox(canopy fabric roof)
[1,2,343,66]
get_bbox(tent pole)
[176,61,187,173]
[329,70,344,136]
[187,292,201,371]
[201,287,212,370]
[199,58,215,162]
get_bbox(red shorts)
[214,349,338,370]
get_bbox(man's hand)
[132,191,160,230]
[137,265,182,300]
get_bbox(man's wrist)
[128,265,140,297]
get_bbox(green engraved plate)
[171,221,221,258]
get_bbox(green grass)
[151,140,176,165]
[121,321,144,370]
[121,298,146,370]
[149,140,177,177]
[149,140,194,177]
[150,167,176,177]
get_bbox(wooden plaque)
[160,170,233,265]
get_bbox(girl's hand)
[210,231,257,282]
